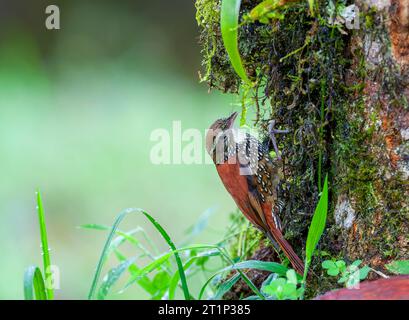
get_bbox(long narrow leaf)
[140,210,191,300]
[304,174,329,281]
[168,249,220,300]
[211,273,241,300]
[81,224,161,263]
[24,266,47,300]
[221,0,251,84]
[36,190,53,299]
[97,257,136,300]
[114,250,156,295]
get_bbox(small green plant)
[322,259,371,287]
[23,190,54,300]
[244,0,289,23]
[261,269,304,300]
[385,260,409,275]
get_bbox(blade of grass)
[211,272,241,300]
[80,224,164,264]
[168,249,220,300]
[88,208,191,300]
[199,268,262,300]
[36,189,53,300]
[97,257,136,300]
[24,266,47,300]
[198,259,289,299]
[114,250,156,295]
[140,210,191,300]
[221,0,251,85]
[303,174,329,283]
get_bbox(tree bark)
[196,0,408,298]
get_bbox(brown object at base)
[314,276,409,300]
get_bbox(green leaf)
[168,258,196,300]
[346,276,359,288]
[286,269,298,285]
[296,287,305,298]
[261,273,278,287]
[199,259,287,300]
[226,260,290,275]
[24,266,47,300]
[322,260,336,270]
[97,258,136,300]
[168,250,219,300]
[80,223,110,231]
[114,250,155,295]
[36,190,53,299]
[263,278,299,300]
[246,0,286,23]
[308,0,315,16]
[359,266,371,280]
[220,0,251,84]
[282,283,298,300]
[338,275,348,284]
[351,259,362,267]
[385,260,409,275]
[212,273,241,300]
[151,271,172,300]
[335,260,346,273]
[138,210,191,299]
[327,268,339,276]
[304,174,329,282]
[263,278,286,296]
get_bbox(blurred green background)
[0,0,238,299]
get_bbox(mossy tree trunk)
[196,0,408,297]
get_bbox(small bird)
[206,112,304,274]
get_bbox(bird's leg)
[268,120,289,160]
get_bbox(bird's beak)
[226,112,238,128]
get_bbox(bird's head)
[205,112,238,156]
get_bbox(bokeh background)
[0,0,239,299]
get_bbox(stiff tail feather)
[266,231,305,275]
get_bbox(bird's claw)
[268,120,289,160]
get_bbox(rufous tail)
[267,230,305,275]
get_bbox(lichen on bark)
[196,0,409,298]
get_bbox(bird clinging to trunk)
[206,112,304,275]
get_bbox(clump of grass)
[23,189,54,300]
[84,209,288,300]
[23,182,329,300]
